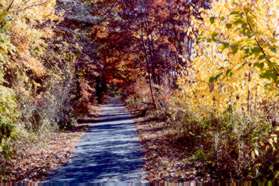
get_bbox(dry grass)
[134,113,211,182]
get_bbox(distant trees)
[90,0,209,106]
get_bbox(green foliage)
[193,149,207,161]
[0,86,18,158]
[0,85,18,123]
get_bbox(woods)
[91,0,278,180]
[174,0,279,178]
[0,0,95,179]
[0,0,278,183]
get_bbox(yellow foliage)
[178,0,279,117]
[20,54,46,77]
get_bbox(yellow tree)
[179,0,279,115]
[176,0,279,177]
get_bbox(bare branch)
[10,0,49,14]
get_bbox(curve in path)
[47,98,146,183]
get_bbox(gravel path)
[47,98,146,183]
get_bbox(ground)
[1,130,84,181]
[133,111,211,182]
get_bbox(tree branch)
[10,0,49,14]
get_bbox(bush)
[0,86,18,158]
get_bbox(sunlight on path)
[47,98,146,183]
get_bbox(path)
[48,98,146,183]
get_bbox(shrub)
[0,86,18,158]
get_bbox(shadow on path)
[47,98,146,183]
